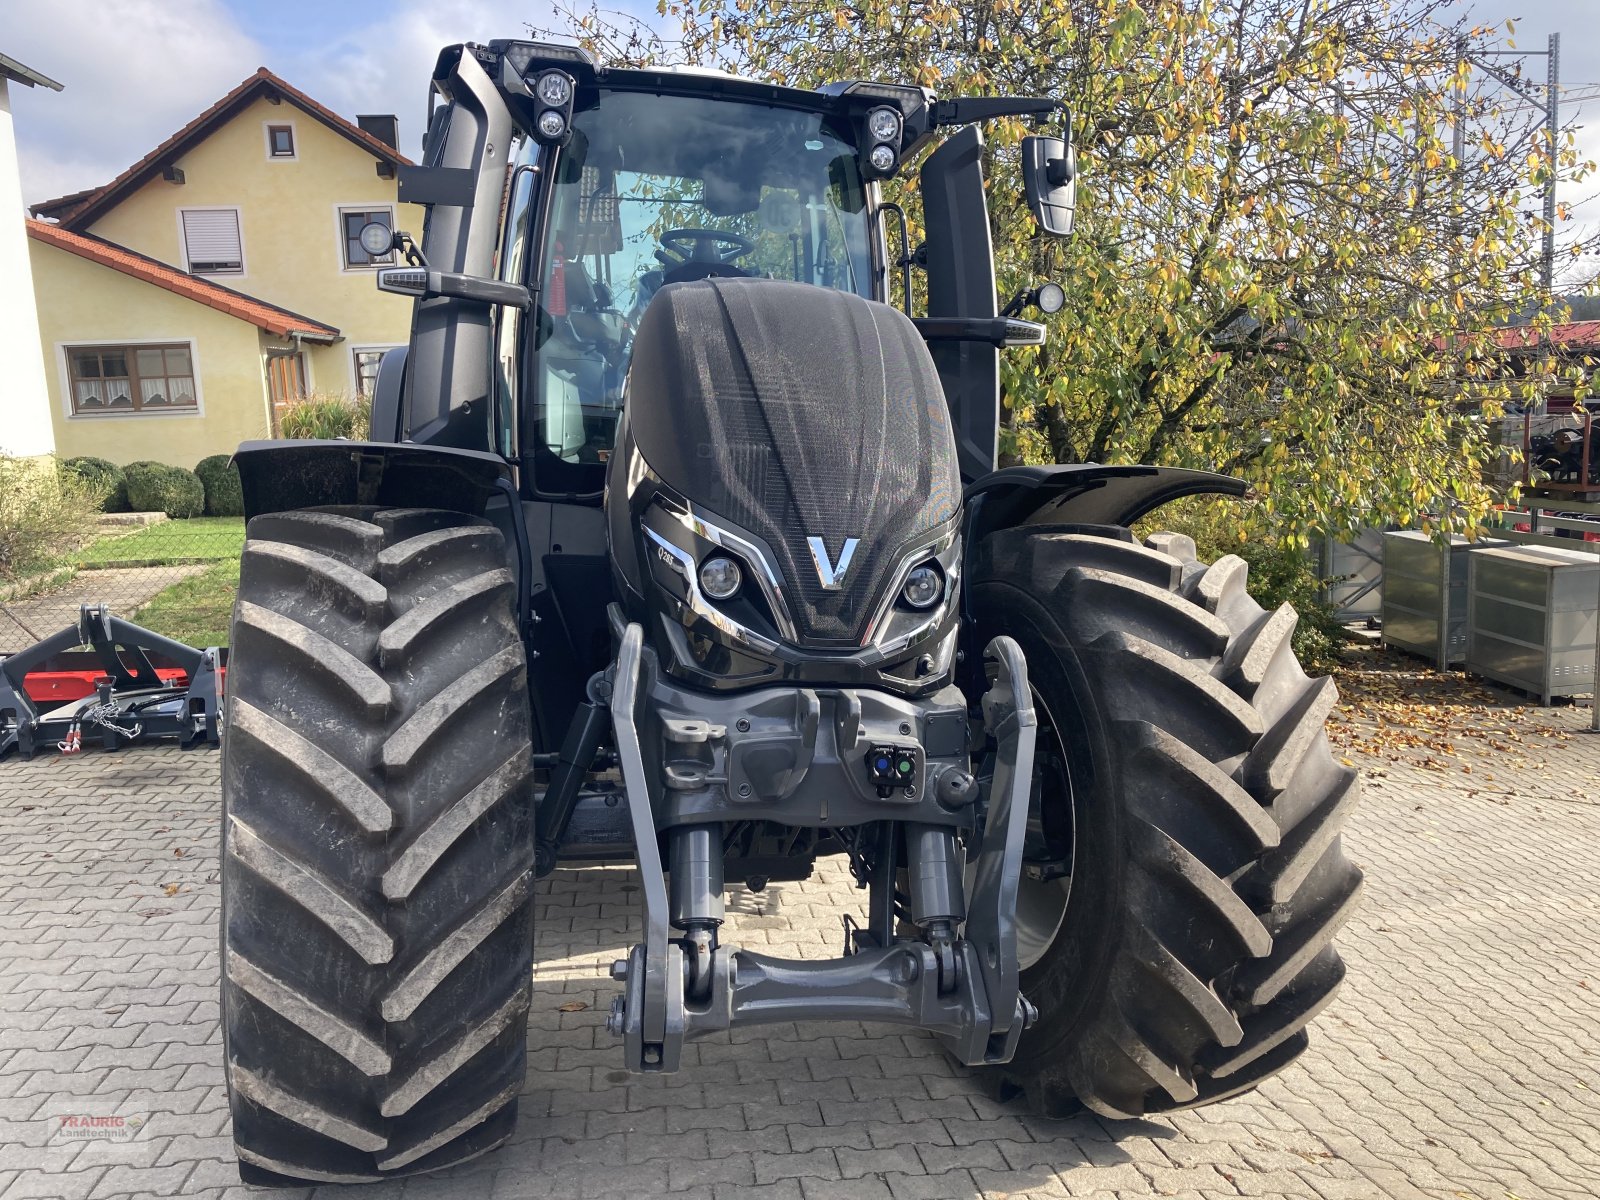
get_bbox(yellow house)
[27,220,339,465]
[27,67,424,465]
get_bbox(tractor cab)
[514,82,880,491]
[363,42,1077,486]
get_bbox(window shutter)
[182,209,242,270]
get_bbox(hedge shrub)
[123,461,205,519]
[61,456,130,512]
[194,454,244,517]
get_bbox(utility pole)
[1543,32,1560,301]
[1464,33,1561,300]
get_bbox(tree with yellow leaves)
[548,0,1591,542]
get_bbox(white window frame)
[264,120,298,161]
[350,344,403,397]
[336,203,396,272]
[55,338,206,420]
[177,206,246,278]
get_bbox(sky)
[3,0,1599,285]
[1,0,568,205]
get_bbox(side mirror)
[1021,136,1076,238]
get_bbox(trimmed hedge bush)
[194,455,244,517]
[123,461,205,519]
[62,456,130,512]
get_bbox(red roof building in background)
[25,219,340,341]
[1487,321,1600,353]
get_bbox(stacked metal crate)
[1465,545,1599,705]
[1381,532,1512,669]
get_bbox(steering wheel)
[657,228,756,266]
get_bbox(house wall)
[28,238,274,467]
[86,96,422,399]
[0,77,58,457]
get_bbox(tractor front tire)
[970,525,1362,1118]
[220,506,537,1184]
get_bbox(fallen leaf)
[558,1001,589,1013]
[162,883,183,897]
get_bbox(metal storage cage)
[1381,532,1512,669]
[1312,528,1388,621]
[1466,545,1599,706]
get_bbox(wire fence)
[0,515,242,655]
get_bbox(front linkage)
[606,620,1038,1072]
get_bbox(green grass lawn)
[133,558,239,648]
[77,516,245,567]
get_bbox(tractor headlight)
[902,564,943,609]
[868,144,896,173]
[867,106,902,143]
[536,71,573,107]
[699,555,743,600]
[538,110,568,139]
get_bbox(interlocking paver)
[2,681,1599,1200]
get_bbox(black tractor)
[220,41,1362,1184]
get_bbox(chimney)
[357,114,399,150]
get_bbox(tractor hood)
[618,278,961,651]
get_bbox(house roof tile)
[27,219,341,341]
[1490,321,1600,352]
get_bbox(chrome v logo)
[806,537,859,590]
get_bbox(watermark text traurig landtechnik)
[51,1114,146,1142]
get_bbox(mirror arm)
[399,231,428,268]
[378,267,532,310]
[913,316,1046,347]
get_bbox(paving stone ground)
[1,659,1597,1199]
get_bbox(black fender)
[368,345,407,444]
[234,439,512,521]
[233,440,536,714]
[963,463,1248,547]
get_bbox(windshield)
[522,89,877,494]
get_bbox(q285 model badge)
[806,537,859,590]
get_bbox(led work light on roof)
[867,106,902,143]
[532,69,575,146]
[859,105,903,182]
[536,70,573,107]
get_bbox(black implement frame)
[0,605,222,759]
